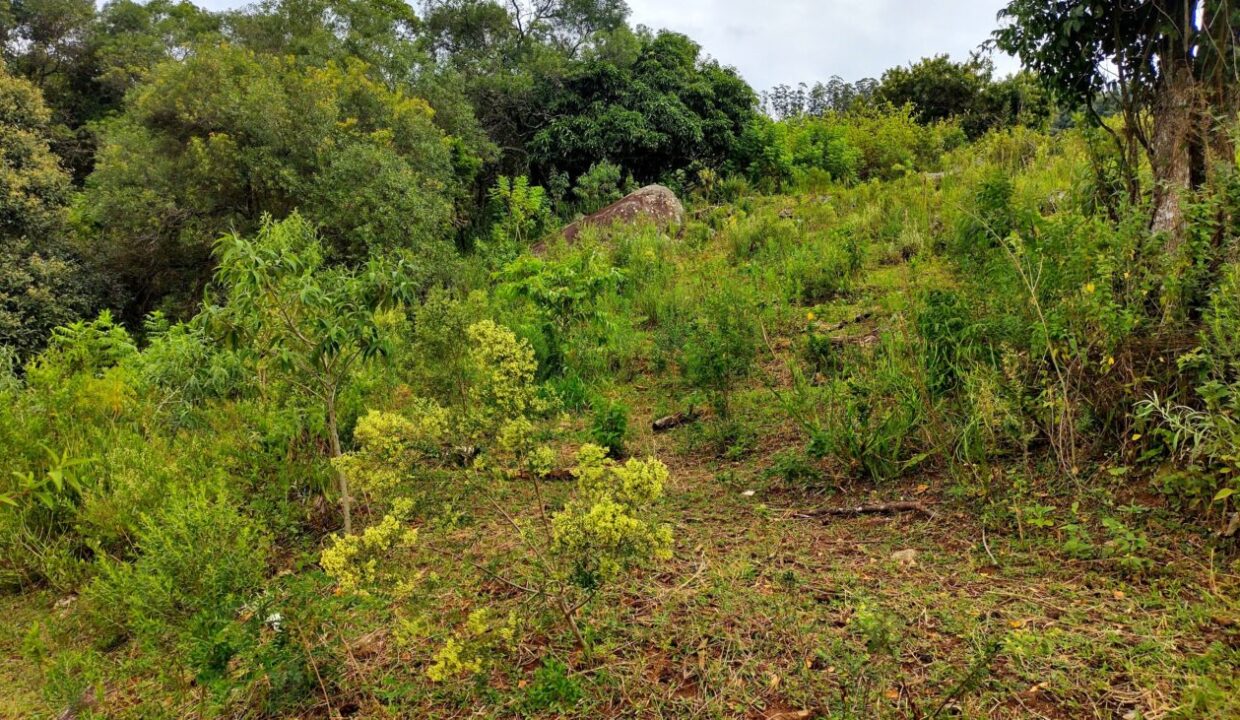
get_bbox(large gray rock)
[561,184,685,243]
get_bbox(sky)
[192,0,1022,92]
[625,0,1021,91]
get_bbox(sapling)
[214,213,413,533]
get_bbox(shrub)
[683,284,758,418]
[524,658,583,712]
[785,239,857,304]
[572,160,627,214]
[551,445,674,591]
[792,336,929,481]
[334,406,451,503]
[485,175,550,264]
[464,319,546,441]
[915,289,974,395]
[85,487,270,677]
[589,397,630,457]
[320,497,419,596]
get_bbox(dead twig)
[795,501,936,519]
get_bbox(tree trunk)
[326,395,351,535]
[1150,57,1200,251]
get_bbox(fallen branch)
[817,309,874,333]
[652,410,698,432]
[798,501,935,519]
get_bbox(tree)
[877,55,1049,138]
[993,0,1240,247]
[78,44,458,320]
[213,213,414,534]
[528,31,758,183]
[224,0,420,80]
[0,61,94,356]
[3,0,221,179]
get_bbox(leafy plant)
[683,284,758,419]
[589,396,629,457]
[487,175,550,264]
[214,212,416,533]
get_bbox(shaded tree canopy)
[528,30,758,183]
[77,44,460,320]
[0,61,95,355]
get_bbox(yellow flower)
[806,311,815,321]
[1084,282,1096,294]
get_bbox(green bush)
[85,487,270,677]
[572,160,628,214]
[915,289,974,396]
[524,657,583,712]
[589,396,629,457]
[682,284,758,418]
[803,337,929,481]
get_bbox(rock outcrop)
[561,184,684,243]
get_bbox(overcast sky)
[625,0,1020,91]
[193,0,1021,92]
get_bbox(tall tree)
[0,61,94,356]
[994,0,1240,247]
[78,44,458,320]
[528,31,758,183]
[2,0,221,179]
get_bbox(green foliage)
[765,448,823,487]
[320,496,418,596]
[916,289,974,395]
[528,30,758,183]
[214,212,417,531]
[495,246,627,377]
[683,284,758,417]
[333,317,545,506]
[1135,261,1240,508]
[739,114,860,191]
[551,444,673,589]
[407,287,487,408]
[80,45,458,318]
[572,159,627,213]
[0,62,94,356]
[85,485,270,676]
[588,396,629,457]
[485,175,550,263]
[523,657,583,712]
[741,106,957,189]
[463,319,547,440]
[878,55,1049,138]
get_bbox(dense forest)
[1,1,1238,717]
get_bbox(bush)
[572,160,628,214]
[683,284,758,418]
[915,289,974,395]
[550,445,674,590]
[589,397,629,457]
[802,336,929,481]
[85,487,270,677]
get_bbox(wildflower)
[1084,282,1096,294]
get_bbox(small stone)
[890,549,918,566]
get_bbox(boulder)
[562,184,684,243]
